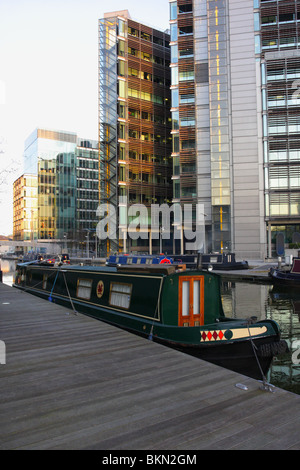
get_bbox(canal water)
[1,259,299,395]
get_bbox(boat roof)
[17,262,176,277]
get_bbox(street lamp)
[85,230,89,258]
[160,226,165,253]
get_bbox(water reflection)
[1,259,17,286]
[221,281,300,396]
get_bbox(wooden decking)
[1,282,300,450]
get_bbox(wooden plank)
[0,282,300,450]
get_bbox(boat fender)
[258,340,288,358]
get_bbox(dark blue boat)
[107,254,173,266]
[269,258,300,289]
[107,252,248,270]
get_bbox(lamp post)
[63,232,67,253]
[160,226,165,253]
[85,230,89,258]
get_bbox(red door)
[178,276,204,327]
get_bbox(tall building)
[259,0,300,256]
[98,10,172,254]
[169,0,300,259]
[76,139,100,254]
[21,128,99,252]
[13,174,38,241]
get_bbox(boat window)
[109,282,132,309]
[77,278,93,300]
[181,281,190,317]
[127,258,132,264]
[193,280,200,315]
[43,274,48,290]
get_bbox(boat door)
[178,276,204,326]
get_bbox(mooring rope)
[62,271,77,315]
[48,268,61,302]
[246,319,275,393]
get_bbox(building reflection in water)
[221,281,300,395]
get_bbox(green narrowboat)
[13,262,287,379]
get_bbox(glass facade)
[170,0,198,251]
[259,0,300,254]
[98,15,119,254]
[170,0,231,253]
[21,129,99,251]
[24,129,77,240]
[207,0,231,252]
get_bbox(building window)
[180,117,195,127]
[179,26,193,36]
[170,2,177,21]
[180,93,195,104]
[179,70,194,81]
[171,88,179,107]
[109,282,132,309]
[171,66,178,85]
[261,15,277,26]
[128,26,139,37]
[141,32,151,42]
[118,19,125,37]
[170,23,177,42]
[178,3,192,14]
[76,278,93,300]
[171,45,178,64]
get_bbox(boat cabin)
[15,263,224,329]
[291,258,300,274]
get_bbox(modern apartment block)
[169,0,300,259]
[19,128,99,252]
[98,10,172,254]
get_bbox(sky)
[0,0,170,236]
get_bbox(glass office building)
[22,129,99,252]
[170,0,233,255]
[258,0,300,255]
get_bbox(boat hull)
[269,268,300,289]
[162,336,277,380]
